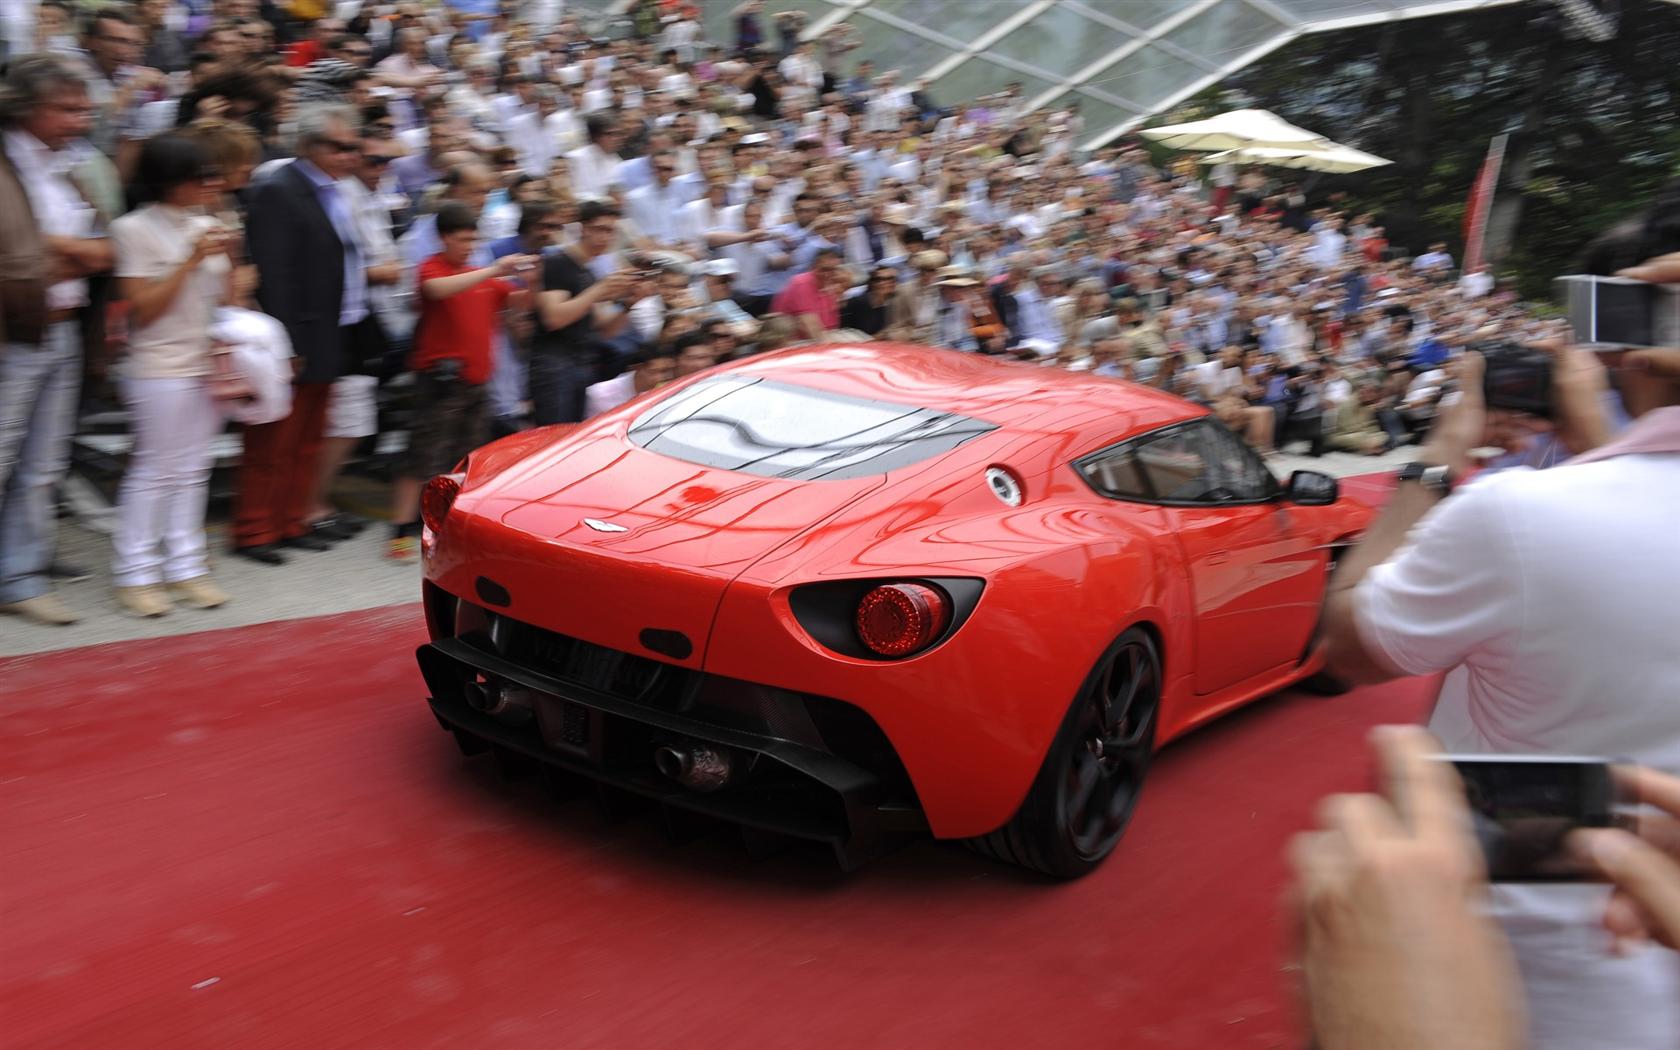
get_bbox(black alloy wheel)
[968,626,1162,878]
[1059,634,1159,863]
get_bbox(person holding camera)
[1292,725,1680,1050]
[385,202,535,561]
[1316,247,1680,1049]
[529,200,637,426]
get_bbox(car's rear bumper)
[417,626,927,870]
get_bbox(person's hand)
[1570,766,1680,952]
[1539,340,1614,454]
[190,226,232,262]
[1290,726,1526,1050]
[1616,252,1680,284]
[121,66,167,96]
[593,271,635,302]
[495,253,539,278]
[1615,253,1680,377]
[1419,351,1485,474]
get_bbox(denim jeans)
[528,350,597,426]
[0,323,82,603]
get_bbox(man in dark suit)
[234,103,374,564]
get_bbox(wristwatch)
[1396,461,1458,495]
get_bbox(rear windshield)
[627,376,996,481]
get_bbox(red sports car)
[416,344,1372,877]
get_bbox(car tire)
[968,626,1161,879]
[1296,670,1352,695]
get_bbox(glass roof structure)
[691,0,1526,149]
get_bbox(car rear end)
[415,374,1008,867]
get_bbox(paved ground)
[0,445,1410,658]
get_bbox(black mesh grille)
[492,613,692,709]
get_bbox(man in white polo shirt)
[1316,247,1680,1050]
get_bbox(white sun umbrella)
[1198,144,1393,174]
[1138,108,1333,152]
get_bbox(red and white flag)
[1462,133,1507,273]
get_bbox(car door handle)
[1206,552,1230,564]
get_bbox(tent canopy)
[1139,108,1331,152]
[1198,142,1393,173]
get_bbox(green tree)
[1191,0,1680,295]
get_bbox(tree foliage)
[1185,0,1680,295]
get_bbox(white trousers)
[111,375,222,587]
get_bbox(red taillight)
[854,582,951,658]
[420,472,465,534]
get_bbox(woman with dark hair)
[107,134,237,618]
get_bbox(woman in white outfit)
[108,134,234,617]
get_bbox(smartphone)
[1442,755,1634,882]
[1556,274,1680,349]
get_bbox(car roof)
[720,342,1206,449]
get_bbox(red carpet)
[0,592,1432,1050]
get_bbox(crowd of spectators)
[0,0,1552,625]
[3,5,1679,1047]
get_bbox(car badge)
[583,518,628,533]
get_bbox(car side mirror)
[1286,470,1339,506]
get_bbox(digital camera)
[1473,340,1554,419]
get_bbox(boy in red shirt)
[388,201,537,559]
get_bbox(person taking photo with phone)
[1314,216,1680,1050]
[1291,726,1680,1050]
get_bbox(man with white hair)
[236,103,376,565]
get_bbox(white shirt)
[778,52,822,91]
[625,181,687,247]
[566,143,621,199]
[342,175,407,336]
[505,110,556,177]
[1413,249,1453,272]
[676,196,726,254]
[110,204,228,378]
[1459,269,1495,299]
[5,129,98,311]
[544,109,585,154]
[1309,226,1345,270]
[584,371,636,418]
[1356,446,1680,1050]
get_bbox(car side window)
[1079,420,1277,505]
[1194,419,1277,502]
[1077,445,1150,500]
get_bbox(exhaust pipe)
[654,744,735,792]
[463,677,533,724]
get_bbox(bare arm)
[1319,356,1487,685]
[422,257,526,300]
[706,228,763,248]
[46,235,115,280]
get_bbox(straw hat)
[935,265,979,288]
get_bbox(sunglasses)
[363,154,393,167]
[321,138,360,154]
